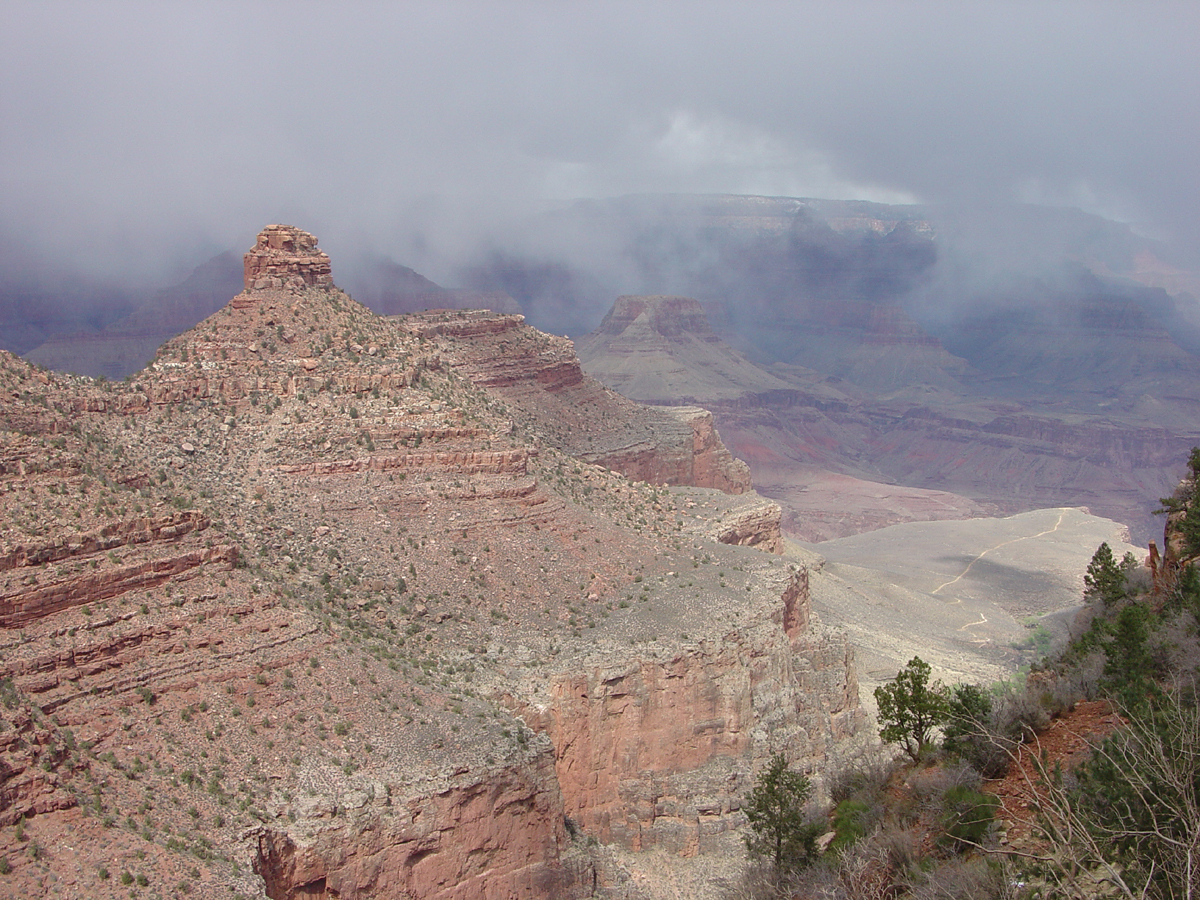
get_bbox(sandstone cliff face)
[410,309,752,495]
[242,225,334,293]
[252,747,585,900]
[537,569,858,855]
[575,407,750,497]
[699,495,784,554]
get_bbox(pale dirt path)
[800,507,1136,705]
[932,508,1069,596]
[931,511,1075,643]
[931,508,1069,640]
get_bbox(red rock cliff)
[527,567,860,855]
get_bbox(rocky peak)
[242,224,333,293]
[597,295,716,339]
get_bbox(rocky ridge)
[579,294,1198,543]
[0,226,860,899]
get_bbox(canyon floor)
[795,506,1139,705]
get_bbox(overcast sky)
[2,1,1197,284]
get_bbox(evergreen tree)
[1102,602,1160,710]
[874,656,950,761]
[1084,542,1127,607]
[743,752,821,872]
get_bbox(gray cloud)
[2,0,1197,286]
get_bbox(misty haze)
[2,3,1199,899]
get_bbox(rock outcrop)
[0,228,861,899]
[411,309,753,494]
[242,224,334,293]
[539,569,858,855]
[252,749,585,900]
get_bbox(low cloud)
[1,1,1196,289]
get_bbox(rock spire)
[242,224,333,292]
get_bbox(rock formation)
[0,227,861,898]
[579,292,1199,544]
[242,224,334,293]
[408,309,752,495]
[578,295,795,405]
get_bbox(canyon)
[0,226,862,899]
[578,292,1198,545]
[5,198,1200,897]
[15,196,1199,549]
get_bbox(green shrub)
[829,798,873,852]
[938,785,998,851]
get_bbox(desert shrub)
[829,798,876,853]
[990,680,1051,739]
[908,761,981,808]
[835,836,899,900]
[941,684,1011,777]
[874,821,922,872]
[724,856,844,900]
[903,856,1017,900]
[938,785,998,851]
[827,740,897,804]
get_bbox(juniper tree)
[743,752,821,873]
[874,656,950,761]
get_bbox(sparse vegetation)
[730,450,1200,899]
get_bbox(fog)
[2,1,1198,291]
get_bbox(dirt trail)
[928,509,1068,641]
[932,508,1069,596]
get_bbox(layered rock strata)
[536,569,858,855]
[414,309,750,493]
[242,224,334,293]
[0,228,861,899]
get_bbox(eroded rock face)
[253,748,591,900]
[242,225,334,294]
[415,309,753,494]
[0,228,862,899]
[704,497,784,554]
[671,407,751,495]
[535,569,859,855]
[595,296,716,338]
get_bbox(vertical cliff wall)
[530,568,861,857]
[252,748,592,900]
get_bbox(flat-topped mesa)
[598,295,717,338]
[242,224,333,293]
